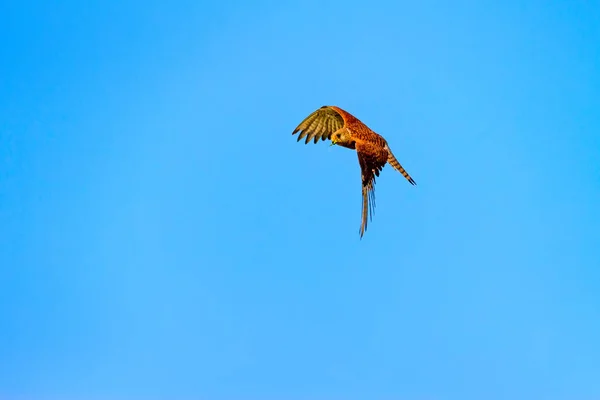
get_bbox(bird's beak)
[330,141,336,146]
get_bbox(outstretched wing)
[292,106,346,144]
[356,145,387,238]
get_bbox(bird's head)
[330,130,352,147]
[330,131,356,149]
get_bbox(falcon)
[292,105,416,238]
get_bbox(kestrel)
[292,105,416,238]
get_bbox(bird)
[292,105,416,238]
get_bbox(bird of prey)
[292,105,416,238]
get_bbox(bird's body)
[292,105,416,238]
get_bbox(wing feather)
[356,143,385,238]
[292,106,346,144]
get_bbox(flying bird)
[292,105,416,238]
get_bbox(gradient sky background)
[1,0,599,399]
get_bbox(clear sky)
[1,0,599,399]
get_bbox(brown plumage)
[292,105,416,238]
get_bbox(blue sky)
[1,0,599,399]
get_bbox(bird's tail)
[386,146,416,185]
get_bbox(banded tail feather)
[386,146,416,185]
